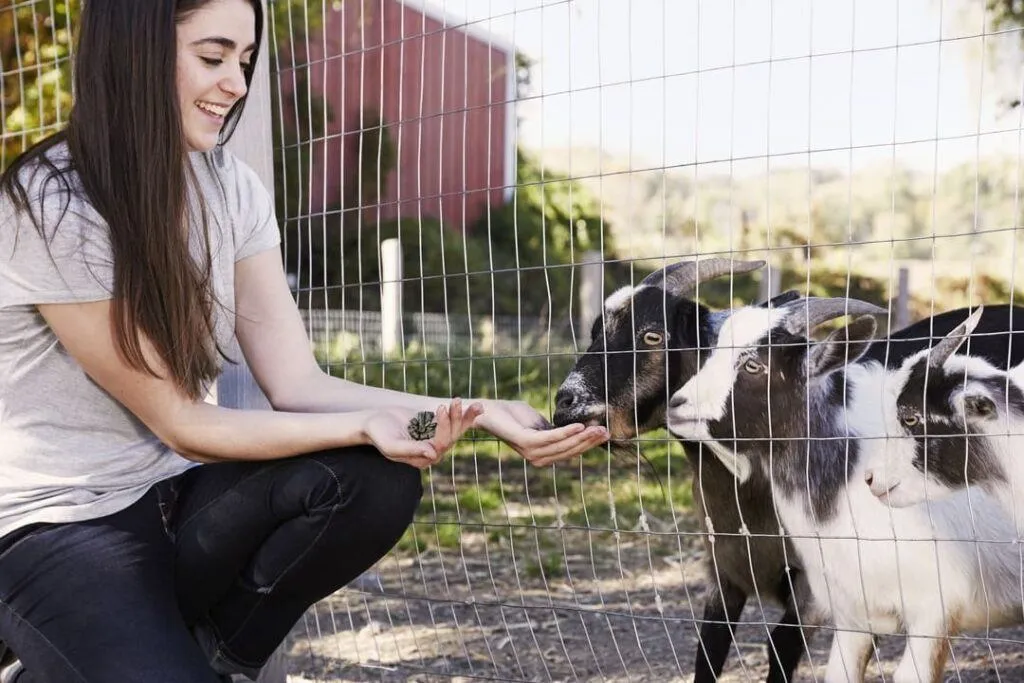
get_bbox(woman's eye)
[200,56,223,66]
[743,359,762,374]
[642,332,663,346]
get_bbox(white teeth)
[196,101,228,117]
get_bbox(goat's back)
[872,304,1024,370]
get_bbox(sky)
[415,0,1024,174]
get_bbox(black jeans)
[0,446,423,682]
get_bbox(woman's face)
[176,0,256,152]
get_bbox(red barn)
[285,0,516,233]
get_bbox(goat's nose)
[668,394,687,411]
[864,470,895,497]
[555,389,576,412]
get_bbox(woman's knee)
[243,448,422,584]
[307,446,423,534]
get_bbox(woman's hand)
[362,398,483,469]
[472,399,609,467]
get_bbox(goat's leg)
[892,622,950,683]
[764,571,815,683]
[823,627,873,683]
[764,605,806,683]
[765,610,811,679]
[693,577,748,683]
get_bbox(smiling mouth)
[196,101,230,120]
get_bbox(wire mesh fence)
[6,0,1024,681]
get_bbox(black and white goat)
[552,258,820,683]
[861,306,1024,532]
[666,298,1024,683]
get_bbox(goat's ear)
[962,393,998,422]
[806,315,879,378]
[674,299,706,347]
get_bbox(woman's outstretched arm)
[233,249,609,465]
[38,298,476,468]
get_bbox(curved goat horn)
[781,297,888,337]
[927,305,985,368]
[640,258,766,298]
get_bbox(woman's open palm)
[363,399,483,469]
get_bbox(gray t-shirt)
[0,143,281,539]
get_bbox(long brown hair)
[0,0,264,401]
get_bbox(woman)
[0,0,609,680]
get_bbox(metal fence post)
[219,0,274,413]
[579,251,603,340]
[219,3,286,681]
[896,266,910,330]
[758,261,781,302]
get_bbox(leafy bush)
[316,339,575,406]
[1,0,76,167]
[293,147,620,320]
[291,214,498,315]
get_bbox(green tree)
[1,0,76,169]
[472,147,617,319]
[0,0,326,171]
[978,1,1024,108]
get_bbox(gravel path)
[272,529,1024,682]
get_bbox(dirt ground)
[272,524,1024,683]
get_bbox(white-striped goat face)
[853,359,937,507]
[666,306,781,440]
[859,351,1007,507]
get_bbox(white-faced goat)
[667,298,1024,683]
[861,306,1024,534]
[553,257,824,683]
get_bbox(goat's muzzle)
[552,389,607,428]
[864,468,900,500]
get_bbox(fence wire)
[6,1,1024,681]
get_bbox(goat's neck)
[750,371,860,524]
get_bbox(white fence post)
[381,238,403,355]
[579,251,603,340]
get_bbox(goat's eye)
[642,331,663,346]
[743,359,763,374]
[901,414,920,428]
